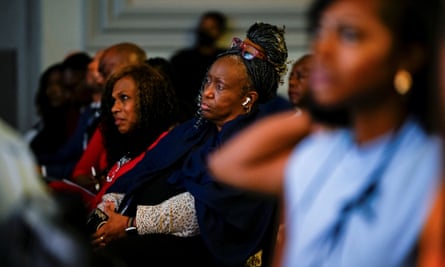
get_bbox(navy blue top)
[110,97,292,266]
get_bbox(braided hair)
[194,22,289,125]
[247,23,288,79]
[221,22,288,103]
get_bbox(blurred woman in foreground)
[209,0,443,266]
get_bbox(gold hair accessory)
[394,70,412,95]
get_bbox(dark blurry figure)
[287,54,313,108]
[416,1,445,266]
[28,52,92,161]
[0,118,95,267]
[61,52,93,135]
[170,11,228,120]
[36,50,104,179]
[27,63,75,156]
[146,57,187,122]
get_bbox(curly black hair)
[100,64,179,166]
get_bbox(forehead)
[112,76,137,93]
[101,51,120,68]
[317,0,393,47]
[48,70,62,79]
[100,52,131,79]
[200,16,219,29]
[293,57,313,69]
[321,0,381,23]
[210,56,247,79]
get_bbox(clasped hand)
[91,202,129,248]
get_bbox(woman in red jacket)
[49,63,180,212]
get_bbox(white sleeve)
[97,193,124,212]
[135,192,200,237]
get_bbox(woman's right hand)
[72,174,100,192]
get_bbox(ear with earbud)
[242,97,251,106]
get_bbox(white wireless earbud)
[242,97,251,106]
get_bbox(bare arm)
[208,110,312,195]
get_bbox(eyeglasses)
[231,37,267,61]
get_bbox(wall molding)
[84,0,310,58]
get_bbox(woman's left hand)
[91,202,129,247]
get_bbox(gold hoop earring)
[394,70,412,95]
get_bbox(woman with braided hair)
[91,22,292,267]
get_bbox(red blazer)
[71,127,108,179]
[48,130,169,213]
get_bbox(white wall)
[0,0,40,132]
[41,0,84,70]
[40,0,312,98]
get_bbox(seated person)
[170,11,229,121]
[0,117,102,267]
[28,63,74,156]
[287,53,313,109]
[70,56,182,193]
[37,50,104,180]
[90,22,292,267]
[48,63,180,212]
[67,42,149,191]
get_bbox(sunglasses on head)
[231,37,267,61]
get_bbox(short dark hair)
[201,11,228,33]
[61,52,92,71]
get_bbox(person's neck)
[352,98,408,144]
[198,45,217,55]
[92,92,102,104]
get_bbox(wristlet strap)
[125,217,137,235]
